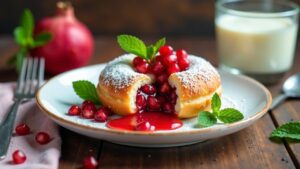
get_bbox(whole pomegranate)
[31,2,94,74]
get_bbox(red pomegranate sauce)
[106,112,183,131]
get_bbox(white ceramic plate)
[36,64,272,147]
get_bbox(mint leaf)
[14,27,27,46]
[11,9,52,73]
[195,93,244,128]
[198,111,217,127]
[72,80,101,105]
[116,35,166,62]
[147,45,156,60]
[212,93,221,113]
[271,122,300,141]
[217,108,244,123]
[117,35,147,59]
[31,32,52,48]
[21,9,34,38]
[154,37,166,54]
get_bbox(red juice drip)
[106,112,183,131]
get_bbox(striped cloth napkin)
[0,83,61,169]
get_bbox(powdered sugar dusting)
[221,95,247,118]
[100,54,141,90]
[176,55,219,94]
[221,95,238,109]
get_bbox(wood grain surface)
[0,36,299,169]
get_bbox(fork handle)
[0,99,21,160]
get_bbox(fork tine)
[23,58,34,95]
[16,58,28,94]
[36,58,45,91]
[29,58,39,95]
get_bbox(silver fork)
[0,57,45,160]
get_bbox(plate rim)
[36,63,272,136]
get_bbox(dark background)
[3,0,300,37]
[1,0,216,37]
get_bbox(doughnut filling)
[97,54,222,118]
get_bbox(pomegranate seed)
[135,113,145,124]
[101,107,113,116]
[12,150,26,164]
[156,95,166,104]
[159,45,173,56]
[94,108,108,122]
[155,55,164,63]
[151,61,164,75]
[141,84,156,95]
[68,105,81,116]
[82,106,95,119]
[170,91,178,104]
[160,82,171,94]
[82,100,94,106]
[176,49,188,60]
[132,56,149,74]
[135,62,150,74]
[167,63,180,75]
[82,100,96,112]
[84,156,98,169]
[136,121,155,131]
[15,124,30,135]
[147,96,160,110]
[178,57,190,71]
[163,54,177,66]
[163,103,174,113]
[176,49,189,70]
[35,132,51,145]
[156,73,169,84]
[136,94,146,109]
[133,56,147,66]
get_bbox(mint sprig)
[117,35,147,59]
[198,111,217,127]
[270,122,300,141]
[11,9,52,72]
[117,34,166,61]
[212,92,221,114]
[153,37,166,55]
[72,80,101,105]
[197,93,244,127]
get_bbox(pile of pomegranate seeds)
[67,100,112,122]
[132,46,189,74]
[84,156,98,169]
[135,84,177,114]
[134,45,190,114]
[12,150,26,164]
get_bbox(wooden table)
[0,36,299,169]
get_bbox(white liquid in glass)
[216,15,298,73]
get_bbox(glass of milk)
[216,0,299,84]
